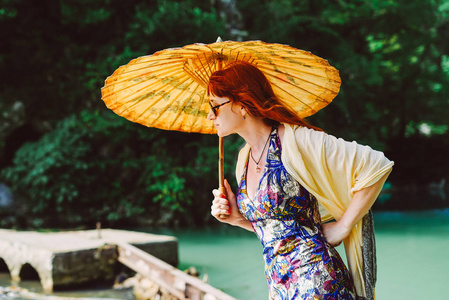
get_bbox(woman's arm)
[211,179,254,231]
[322,173,389,246]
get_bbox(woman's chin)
[216,128,230,138]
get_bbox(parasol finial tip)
[216,36,223,43]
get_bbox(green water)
[149,209,449,300]
[1,209,448,299]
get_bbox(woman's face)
[207,95,244,137]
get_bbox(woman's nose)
[207,109,215,120]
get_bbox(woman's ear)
[240,107,247,120]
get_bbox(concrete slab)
[0,229,176,252]
[0,229,178,292]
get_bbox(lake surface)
[149,209,449,300]
[1,209,448,299]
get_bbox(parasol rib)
[166,83,205,132]
[107,69,194,123]
[102,61,188,99]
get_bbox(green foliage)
[236,0,449,187]
[0,110,236,227]
[1,0,448,227]
[0,0,225,128]
[238,0,449,150]
[0,0,229,227]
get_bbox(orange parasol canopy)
[101,39,341,135]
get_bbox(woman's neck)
[237,119,273,154]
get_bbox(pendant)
[256,165,261,173]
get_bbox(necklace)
[250,130,271,173]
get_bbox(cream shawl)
[235,124,394,298]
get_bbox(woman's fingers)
[211,205,230,217]
[211,204,230,217]
[211,189,231,218]
[322,222,346,247]
[212,189,226,200]
[211,180,239,221]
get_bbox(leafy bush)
[1,110,242,228]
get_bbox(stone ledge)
[0,229,178,291]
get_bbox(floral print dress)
[237,127,356,300]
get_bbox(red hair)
[207,61,322,131]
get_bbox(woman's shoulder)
[281,123,327,143]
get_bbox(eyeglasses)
[209,100,230,117]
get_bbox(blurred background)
[0,0,448,299]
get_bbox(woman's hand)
[322,221,351,247]
[211,179,253,231]
[322,173,391,247]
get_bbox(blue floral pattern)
[237,127,355,300]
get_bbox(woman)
[208,61,393,299]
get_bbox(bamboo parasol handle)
[218,136,227,218]
[216,50,228,219]
[218,137,225,190]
